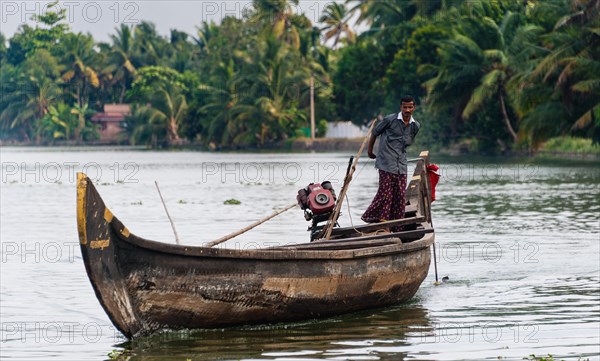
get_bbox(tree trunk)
[167,117,181,145]
[499,92,518,143]
[119,83,126,104]
[77,113,85,142]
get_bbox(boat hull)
[77,152,435,338]
[116,235,431,336]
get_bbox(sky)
[0,0,355,43]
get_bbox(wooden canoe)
[77,151,436,338]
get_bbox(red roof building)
[91,104,130,143]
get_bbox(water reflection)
[114,305,431,361]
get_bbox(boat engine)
[297,182,337,240]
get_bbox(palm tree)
[411,0,467,18]
[0,49,62,143]
[346,0,411,28]
[37,102,77,141]
[143,83,188,145]
[108,24,137,103]
[168,29,199,73]
[194,22,219,54]
[60,33,100,108]
[71,102,93,141]
[252,0,304,49]
[198,60,241,146]
[424,12,529,142]
[132,22,169,67]
[507,0,599,144]
[554,0,599,28]
[236,34,308,145]
[126,65,190,146]
[319,3,356,47]
[529,0,599,135]
[0,77,61,143]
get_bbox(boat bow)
[77,172,142,338]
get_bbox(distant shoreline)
[2,139,598,161]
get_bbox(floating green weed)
[523,354,589,361]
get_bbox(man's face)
[401,102,416,119]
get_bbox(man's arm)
[369,115,389,159]
[412,121,421,139]
[405,121,421,148]
[367,134,377,159]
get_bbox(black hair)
[401,95,416,105]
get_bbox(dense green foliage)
[336,0,599,152]
[0,0,598,151]
[541,136,600,154]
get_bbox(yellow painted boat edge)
[77,172,88,245]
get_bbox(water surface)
[1,147,598,360]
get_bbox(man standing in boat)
[361,96,420,231]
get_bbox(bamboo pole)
[320,118,377,240]
[155,181,180,245]
[205,203,297,248]
[418,151,440,285]
[310,75,316,141]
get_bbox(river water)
[1,147,598,361]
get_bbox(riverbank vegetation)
[542,136,600,154]
[1,0,598,153]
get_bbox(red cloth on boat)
[361,170,407,232]
[427,164,440,202]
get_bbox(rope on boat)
[205,203,298,248]
[345,194,370,236]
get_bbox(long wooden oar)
[320,118,377,240]
[205,203,297,248]
[155,181,180,245]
